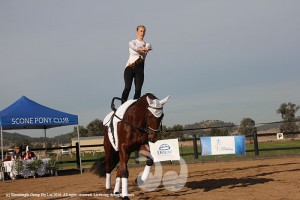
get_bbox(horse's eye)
[148,114,154,119]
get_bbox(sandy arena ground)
[1,155,299,200]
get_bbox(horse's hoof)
[135,176,144,185]
[112,192,120,199]
[122,196,130,200]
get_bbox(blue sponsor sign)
[200,135,245,156]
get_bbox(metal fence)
[2,130,300,170]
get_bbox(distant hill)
[256,123,281,132]
[1,131,73,150]
[256,116,300,132]
[53,132,75,145]
[183,120,237,136]
[181,119,292,135]
[2,132,32,149]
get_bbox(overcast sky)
[1,1,300,137]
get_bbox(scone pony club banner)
[200,135,246,156]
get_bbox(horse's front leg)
[117,143,130,199]
[136,144,153,185]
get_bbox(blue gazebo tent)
[0,96,82,173]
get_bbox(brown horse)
[92,93,169,199]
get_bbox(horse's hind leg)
[104,130,119,190]
[105,151,121,192]
[105,146,121,195]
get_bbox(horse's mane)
[138,93,157,102]
[135,93,156,109]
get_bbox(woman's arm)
[129,41,152,53]
[129,41,139,51]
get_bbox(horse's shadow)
[185,177,273,192]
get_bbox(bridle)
[145,106,164,134]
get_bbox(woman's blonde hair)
[136,25,146,31]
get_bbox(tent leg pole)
[1,127,3,161]
[77,125,82,174]
[44,128,47,156]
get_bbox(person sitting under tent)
[11,146,23,160]
[23,146,36,160]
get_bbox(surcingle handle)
[111,97,123,112]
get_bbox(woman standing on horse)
[121,25,152,103]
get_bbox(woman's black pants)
[121,61,144,103]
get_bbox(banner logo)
[157,144,172,156]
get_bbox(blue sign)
[200,135,245,156]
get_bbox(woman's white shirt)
[126,39,151,67]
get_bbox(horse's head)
[146,95,170,143]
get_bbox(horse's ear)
[159,95,170,106]
[146,96,153,105]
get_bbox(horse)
[92,93,169,199]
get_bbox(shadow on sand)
[185,177,273,192]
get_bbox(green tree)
[276,102,300,134]
[73,125,88,137]
[209,128,229,136]
[160,124,183,139]
[86,119,104,136]
[239,118,255,143]
[239,118,255,135]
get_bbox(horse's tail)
[90,156,106,177]
[90,148,119,177]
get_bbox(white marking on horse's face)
[146,96,170,118]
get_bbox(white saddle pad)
[103,99,137,151]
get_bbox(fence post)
[253,128,259,156]
[135,151,139,164]
[75,142,81,169]
[193,134,199,159]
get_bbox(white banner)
[211,136,235,155]
[149,139,180,162]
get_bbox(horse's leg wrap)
[121,178,128,198]
[141,165,151,182]
[140,158,153,182]
[106,173,111,189]
[113,177,121,194]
